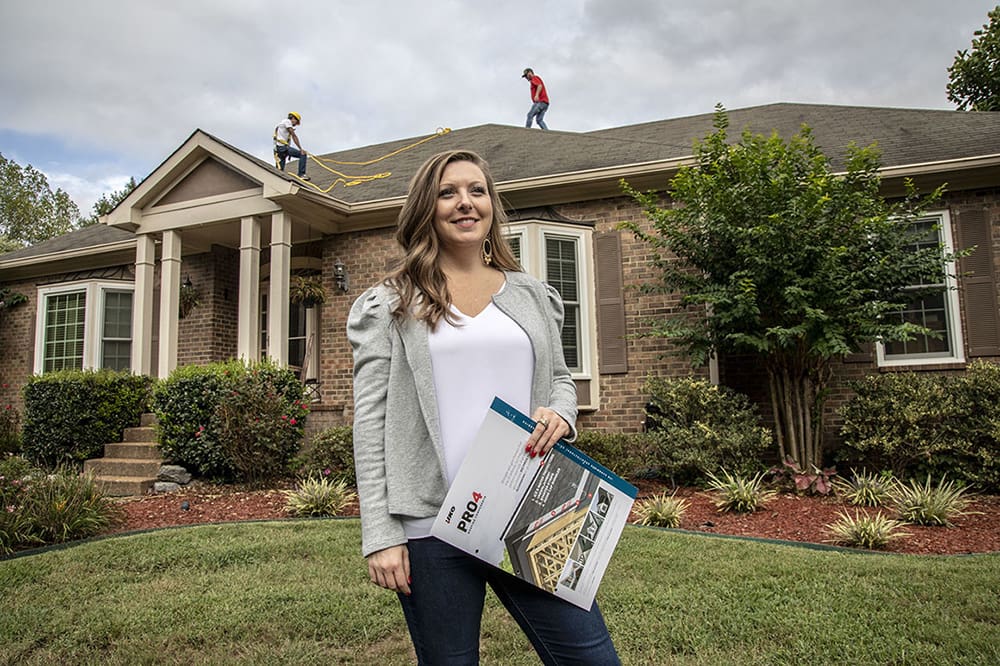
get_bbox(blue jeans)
[526,102,549,130]
[275,144,308,177]
[398,537,620,665]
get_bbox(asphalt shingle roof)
[5,103,1000,263]
[292,103,1000,204]
[0,223,136,262]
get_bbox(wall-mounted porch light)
[333,259,349,293]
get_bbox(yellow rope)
[316,127,452,166]
[287,127,452,193]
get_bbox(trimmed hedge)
[151,359,307,482]
[643,375,772,484]
[21,370,153,468]
[574,430,658,481]
[838,361,1000,492]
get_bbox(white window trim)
[505,220,599,408]
[34,280,135,374]
[876,209,965,367]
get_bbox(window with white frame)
[505,221,596,404]
[35,282,134,373]
[877,211,965,366]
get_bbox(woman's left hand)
[525,407,569,458]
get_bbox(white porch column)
[157,230,182,377]
[131,234,156,376]
[237,216,261,361]
[267,211,291,365]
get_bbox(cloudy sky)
[1,0,996,214]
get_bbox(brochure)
[431,397,637,610]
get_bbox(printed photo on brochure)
[432,397,637,610]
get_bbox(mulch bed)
[103,479,1000,556]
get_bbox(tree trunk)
[766,353,828,469]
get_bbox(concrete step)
[104,442,161,460]
[95,476,155,497]
[122,426,157,443]
[84,458,161,478]
[86,413,164,497]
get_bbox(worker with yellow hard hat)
[274,112,310,180]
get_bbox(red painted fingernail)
[408,577,412,584]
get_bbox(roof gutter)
[874,153,1000,179]
[0,238,138,271]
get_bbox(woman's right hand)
[367,544,411,595]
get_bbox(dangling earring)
[482,237,493,266]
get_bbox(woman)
[348,150,620,664]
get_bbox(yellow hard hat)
[288,111,301,121]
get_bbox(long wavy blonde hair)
[386,150,520,328]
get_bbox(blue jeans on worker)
[526,102,549,130]
[398,537,620,665]
[276,144,308,177]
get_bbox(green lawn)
[2,520,998,665]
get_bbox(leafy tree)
[0,153,79,253]
[621,106,955,469]
[947,6,1000,111]
[79,177,138,227]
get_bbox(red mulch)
[103,479,1000,556]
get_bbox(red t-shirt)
[528,76,549,104]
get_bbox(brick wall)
[0,278,37,413]
[176,246,239,366]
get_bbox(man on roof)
[522,68,549,130]
[274,112,310,181]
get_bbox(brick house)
[1,103,998,450]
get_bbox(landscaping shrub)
[0,458,35,555]
[21,370,154,468]
[826,511,909,550]
[152,359,307,482]
[704,468,776,513]
[633,491,689,528]
[22,468,123,544]
[890,475,975,527]
[838,362,1000,492]
[643,376,772,484]
[0,461,122,555]
[283,475,357,517]
[574,430,657,481]
[215,368,308,485]
[0,402,21,455]
[833,469,896,507]
[768,457,837,495]
[291,425,356,486]
[838,372,964,478]
[951,360,1000,491]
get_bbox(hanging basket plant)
[290,275,327,308]
[179,283,201,319]
[0,287,27,315]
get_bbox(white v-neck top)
[402,289,534,538]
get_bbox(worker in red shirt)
[522,68,549,130]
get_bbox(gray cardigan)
[347,271,579,557]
